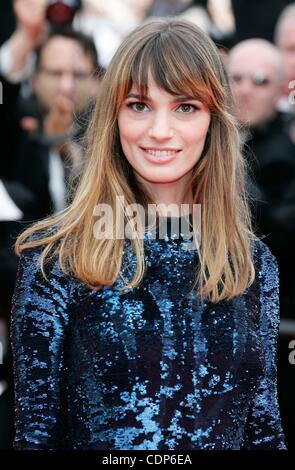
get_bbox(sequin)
[10,231,286,449]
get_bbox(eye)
[127,101,149,112]
[177,104,198,113]
[230,74,242,84]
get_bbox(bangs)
[111,20,226,116]
[129,33,213,106]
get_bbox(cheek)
[192,128,208,144]
[32,77,42,96]
[118,115,144,146]
[243,92,263,109]
[35,78,55,100]
[88,79,100,98]
[184,118,210,146]
[258,90,277,107]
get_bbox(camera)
[46,0,82,27]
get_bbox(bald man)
[228,38,284,128]
[227,39,294,195]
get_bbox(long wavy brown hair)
[15,17,256,302]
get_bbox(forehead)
[229,47,279,77]
[39,37,92,69]
[278,20,295,47]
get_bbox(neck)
[138,176,193,217]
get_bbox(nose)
[59,72,75,97]
[234,77,253,97]
[148,110,174,140]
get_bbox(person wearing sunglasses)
[228,38,284,128]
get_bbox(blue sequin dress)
[10,225,286,450]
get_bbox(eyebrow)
[126,93,200,102]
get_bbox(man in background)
[15,28,102,218]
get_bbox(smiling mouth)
[141,147,181,157]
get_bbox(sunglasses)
[230,72,271,86]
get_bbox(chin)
[141,174,181,184]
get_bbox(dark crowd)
[0,0,295,450]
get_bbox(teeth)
[144,149,177,157]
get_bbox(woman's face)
[118,76,211,188]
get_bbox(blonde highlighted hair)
[15,17,256,302]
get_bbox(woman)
[11,18,286,450]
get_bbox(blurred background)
[0,0,294,450]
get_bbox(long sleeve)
[10,246,70,449]
[241,242,286,449]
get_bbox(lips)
[140,147,181,164]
